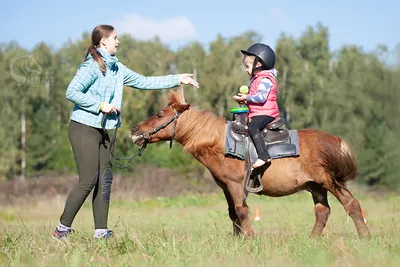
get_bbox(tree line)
[0,23,399,189]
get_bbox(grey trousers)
[60,120,113,229]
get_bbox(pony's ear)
[180,104,190,112]
[167,90,178,105]
[172,103,190,113]
[168,88,188,106]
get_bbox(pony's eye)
[156,111,164,118]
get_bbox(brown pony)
[130,90,370,238]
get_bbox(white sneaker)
[252,158,271,168]
[94,229,114,240]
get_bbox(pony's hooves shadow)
[359,233,372,239]
[230,232,255,239]
[310,233,325,239]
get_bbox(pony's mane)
[175,108,226,153]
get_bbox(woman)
[52,24,199,240]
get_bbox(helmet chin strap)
[251,57,264,77]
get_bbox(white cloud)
[112,14,197,42]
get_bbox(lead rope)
[102,112,147,169]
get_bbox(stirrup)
[245,169,263,193]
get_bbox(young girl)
[52,24,199,240]
[233,43,279,168]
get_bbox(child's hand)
[233,93,247,102]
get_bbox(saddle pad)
[225,122,246,160]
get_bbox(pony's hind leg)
[328,184,370,238]
[308,183,330,237]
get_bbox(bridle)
[101,106,182,168]
[139,106,181,149]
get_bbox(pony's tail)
[319,138,359,191]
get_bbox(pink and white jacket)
[246,70,280,119]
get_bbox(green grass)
[1,191,399,266]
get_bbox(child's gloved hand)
[233,93,247,102]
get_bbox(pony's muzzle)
[131,134,144,145]
[131,131,152,146]
[130,125,145,145]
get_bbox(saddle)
[225,108,300,194]
[230,112,289,144]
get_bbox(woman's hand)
[180,74,199,88]
[101,103,120,114]
[233,93,247,102]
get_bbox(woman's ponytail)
[84,43,106,75]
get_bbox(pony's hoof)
[359,231,371,239]
[243,231,255,238]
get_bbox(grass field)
[1,188,399,266]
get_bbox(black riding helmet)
[241,43,276,76]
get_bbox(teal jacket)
[66,48,180,129]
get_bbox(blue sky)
[2,0,399,53]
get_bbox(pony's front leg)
[223,189,241,235]
[227,181,254,237]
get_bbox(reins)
[101,106,181,168]
[101,112,147,168]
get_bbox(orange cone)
[254,208,261,222]
[361,208,367,224]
